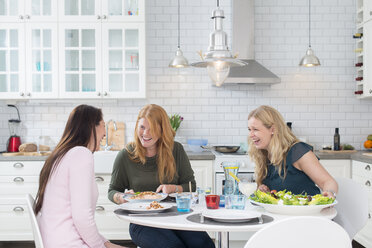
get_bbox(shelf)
[357,23,364,29]
[357,81,364,86]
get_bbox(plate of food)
[119,201,173,213]
[124,191,168,203]
[202,209,262,223]
[249,190,337,215]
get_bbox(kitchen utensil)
[6,105,21,152]
[202,145,240,153]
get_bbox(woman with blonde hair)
[247,105,338,197]
[108,104,215,248]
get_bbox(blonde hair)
[128,104,176,183]
[247,105,299,185]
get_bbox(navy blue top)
[262,142,321,195]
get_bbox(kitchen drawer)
[352,160,372,178]
[0,161,44,175]
[352,175,372,195]
[0,198,33,241]
[0,178,39,196]
[95,204,130,240]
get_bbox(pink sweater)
[38,146,108,248]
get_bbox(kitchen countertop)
[315,150,372,163]
[0,150,215,161]
[2,150,371,163]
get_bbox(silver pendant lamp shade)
[191,0,247,86]
[299,0,320,67]
[169,0,188,68]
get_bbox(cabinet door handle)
[97,92,101,96]
[97,15,101,19]
[20,92,24,96]
[370,11,372,16]
[19,15,24,19]
[95,206,105,211]
[102,15,107,19]
[365,180,371,187]
[13,177,24,182]
[27,92,31,97]
[13,206,24,212]
[103,91,108,96]
[366,165,371,171]
[369,213,371,219]
[13,162,24,168]
[95,176,104,182]
[370,89,372,94]
[25,15,30,19]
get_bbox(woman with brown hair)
[35,104,125,248]
[247,105,338,197]
[108,104,215,248]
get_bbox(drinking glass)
[176,193,192,212]
[224,179,234,195]
[205,195,220,209]
[225,195,246,210]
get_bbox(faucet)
[101,119,117,151]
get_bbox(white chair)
[333,177,369,239]
[26,194,44,248]
[244,216,351,248]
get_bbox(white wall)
[1,0,371,151]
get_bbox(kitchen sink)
[94,150,119,173]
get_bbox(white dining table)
[114,202,337,248]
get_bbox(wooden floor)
[0,240,137,248]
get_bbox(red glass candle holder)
[206,195,220,209]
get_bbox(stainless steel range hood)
[224,0,280,84]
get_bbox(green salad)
[250,189,335,206]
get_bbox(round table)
[114,203,337,248]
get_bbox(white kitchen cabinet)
[364,0,372,23]
[362,20,372,97]
[319,159,351,179]
[352,160,372,248]
[190,160,214,190]
[95,174,131,239]
[0,0,146,100]
[0,0,59,100]
[59,22,145,99]
[58,0,144,23]
[0,160,44,241]
[0,0,58,23]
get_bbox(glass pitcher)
[222,161,240,195]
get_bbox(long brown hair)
[34,105,103,214]
[128,104,176,183]
[247,105,299,185]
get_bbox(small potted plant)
[169,114,184,132]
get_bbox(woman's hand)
[322,191,336,199]
[156,184,181,194]
[258,184,270,193]
[104,241,128,248]
[113,193,127,204]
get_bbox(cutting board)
[100,121,125,151]
[362,153,372,157]
[2,151,52,157]
[318,150,357,154]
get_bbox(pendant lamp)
[190,0,247,86]
[169,0,189,68]
[299,0,320,67]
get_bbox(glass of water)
[225,195,246,210]
[176,193,192,212]
[224,179,234,195]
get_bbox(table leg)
[218,231,229,248]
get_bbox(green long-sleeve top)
[108,141,196,203]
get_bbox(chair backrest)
[26,194,44,248]
[333,177,369,239]
[244,216,351,248]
